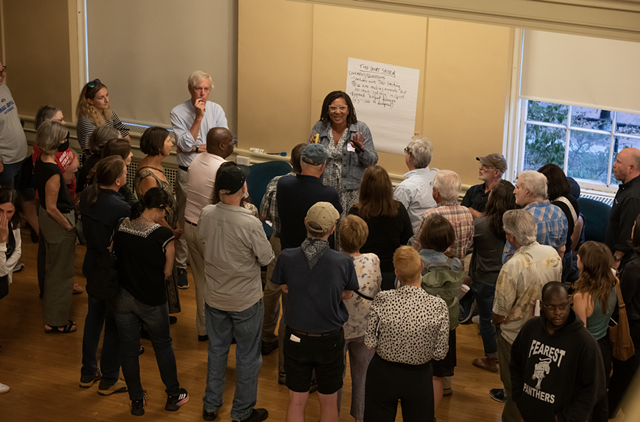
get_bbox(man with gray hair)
[413,170,473,267]
[503,170,567,263]
[461,153,506,219]
[171,70,228,288]
[394,136,439,233]
[489,209,562,421]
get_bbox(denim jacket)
[310,120,378,190]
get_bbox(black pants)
[364,353,434,422]
[608,320,640,418]
[591,333,612,422]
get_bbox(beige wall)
[3,0,76,119]
[238,0,512,185]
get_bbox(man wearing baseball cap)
[461,153,507,219]
[198,165,274,422]
[277,144,342,251]
[272,202,360,422]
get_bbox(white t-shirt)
[185,152,225,224]
[0,84,28,164]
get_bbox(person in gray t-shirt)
[0,63,28,188]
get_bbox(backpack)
[421,258,466,330]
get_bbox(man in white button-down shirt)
[393,136,438,234]
[170,70,228,289]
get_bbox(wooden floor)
[0,231,629,421]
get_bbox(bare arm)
[469,207,483,219]
[163,240,175,278]
[45,175,73,230]
[492,313,506,325]
[342,290,354,300]
[572,292,592,326]
[571,216,584,253]
[280,284,288,294]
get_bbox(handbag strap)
[615,279,625,310]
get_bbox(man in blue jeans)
[198,166,274,422]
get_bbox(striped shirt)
[76,111,130,155]
[259,172,294,238]
[502,200,568,263]
[414,200,474,268]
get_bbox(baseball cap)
[216,165,250,195]
[305,202,339,236]
[476,154,507,173]
[302,144,328,165]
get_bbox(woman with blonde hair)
[35,120,77,333]
[76,79,130,157]
[573,241,618,422]
[349,165,412,290]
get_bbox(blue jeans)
[110,288,180,401]
[81,295,120,383]
[204,300,263,421]
[471,280,497,358]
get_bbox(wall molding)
[291,0,640,41]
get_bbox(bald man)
[184,127,235,341]
[607,147,640,271]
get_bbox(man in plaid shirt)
[414,170,474,269]
[502,170,567,263]
[258,144,305,373]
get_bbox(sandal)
[73,283,84,294]
[472,357,499,373]
[45,320,77,334]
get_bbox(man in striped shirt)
[414,170,474,269]
[502,170,567,263]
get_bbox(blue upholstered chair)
[577,197,611,243]
[244,160,293,238]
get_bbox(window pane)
[570,106,612,131]
[526,101,568,125]
[567,131,610,184]
[524,124,566,171]
[615,112,640,136]
[611,137,640,185]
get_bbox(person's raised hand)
[194,98,206,120]
[350,132,365,152]
[0,213,9,244]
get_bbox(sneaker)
[232,408,268,422]
[166,388,189,411]
[198,335,209,342]
[98,379,128,396]
[459,298,478,324]
[472,314,480,324]
[261,339,278,356]
[443,387,452,396]
[0,382,9,394]
[177,268,189,289]
[131,394,146,416]
[12,263,24,273]
[80,369,102,388]
[490,388,506,403]
[203,408,218,421]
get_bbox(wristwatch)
[613,255,623,263]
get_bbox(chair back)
[245,160,293,238]
[577,197,611,243]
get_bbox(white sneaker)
[472,315,480,324]
[0,382,9,394]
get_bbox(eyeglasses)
[86,78,101,89]
[542,302,570,312]
[0,66,6,74]
[404,147,411,155]
[328,105,348,111]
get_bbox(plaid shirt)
[259,172,295,238]
[502,200,568,263]
[414,200,474,268]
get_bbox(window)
[519,100,640,191]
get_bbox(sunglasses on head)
[87,78,101,88]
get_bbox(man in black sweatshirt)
[510,282,606,422]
